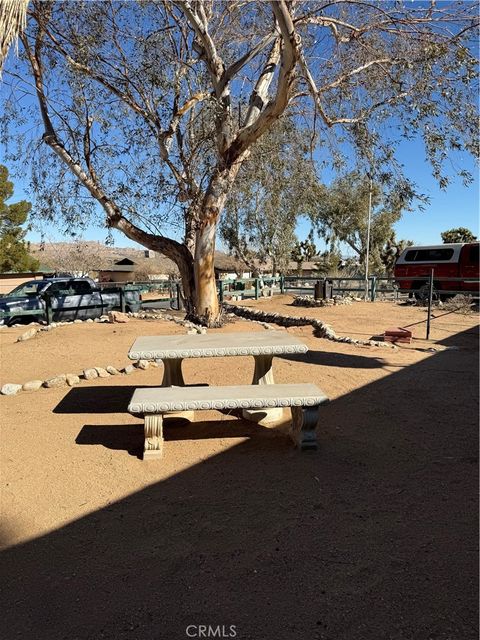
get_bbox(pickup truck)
[394,242,479,300]
[0,277,142,326]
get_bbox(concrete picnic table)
[128,331,309,423]
[128,331,308,387]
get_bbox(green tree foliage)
[291,231,317,275]
[380,233,413,275]
[0,165,38,272]
[308,171,414,274]
[222,119,316,276]
[440,227,477,243]
[313,250,341,277]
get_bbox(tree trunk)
[193,163,244,325]
[194,215,219,325]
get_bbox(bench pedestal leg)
[161,358,185,386]
[243,354,284,424]
[143,414,164,459]
[161,358,194,422]
[290,406,319,451]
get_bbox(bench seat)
[128,383,329,459]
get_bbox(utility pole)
[364,175,373,301]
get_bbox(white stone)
[123,364,136,375]
[135,360,150,370]
[1,383,22,395]
[22,380,43,392]
[83,368,98,380]
[86,318,94,323]
[74,319,83,324]
[43,375,67,388]
[66,374,81,386]
[95,367,110,378]
[106,365,120,375]
[16,328,38,342]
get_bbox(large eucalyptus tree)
[1,1,478,324]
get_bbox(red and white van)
[394,242,479,298]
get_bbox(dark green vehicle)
[0,277,141,326]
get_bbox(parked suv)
[394,242,479,299]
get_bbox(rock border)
[1,311,207,396]
[292,294,356,307]
[0,359,161,396]
[222,303,397,350]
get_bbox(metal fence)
[219,275,479,302]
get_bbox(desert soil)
[0,296,478,640]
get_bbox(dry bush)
[442,294,477,315]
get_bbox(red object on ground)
[384,327,413,343]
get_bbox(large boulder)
[108,311,129,323]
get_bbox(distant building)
[0,266,55,295]
[96,258,137,283]
[213,254,251,280]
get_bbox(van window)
[466,244,479,265]
[404,248,454,262]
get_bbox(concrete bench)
[128,383,329,459]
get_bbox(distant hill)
[29,241,248,277]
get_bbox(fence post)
[121,288,127,313]
[280,275,285,294]
[426,269,434,340]
[218,280,224,303]
[176,283,184,310]
[44,294,53,325]
[370,276,377,302]
[254,278,259,300]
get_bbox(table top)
[128,331,308,361]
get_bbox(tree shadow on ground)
[1,328,478,640]
[281,350,385,368]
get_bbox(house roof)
[97,256,138,272]
[98,264,137,272]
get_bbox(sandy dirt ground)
[0,297,478,640]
